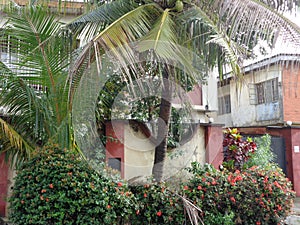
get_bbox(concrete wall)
[163,126,206,180]
[106,121,222,181]
[217,65,283,127]
[124,123,155,180]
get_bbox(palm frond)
[3,6,72,118]
[68,0,153,44]
[0,76,51,142]
[0,6,73,154]
[0,117,34,166]
[214,0,300,47]
[68,2,163,103]
[259,0,300,12]
[138,9,177,54]
[179,6,242,78]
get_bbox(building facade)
[216,54,300,196]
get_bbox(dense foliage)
[245,134,276,168]
[9,145,136,225]
[9,132,296,225]
[130,182,185,224]
[184,163,295,225]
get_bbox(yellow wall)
[123,123,206,181]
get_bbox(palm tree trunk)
[152,66,172,182]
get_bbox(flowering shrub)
[8,137,295,225]
[130,182,185,224]
[184,162,295,225]
[9,144,136,225]
[223,128,257,171]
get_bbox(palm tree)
[0,6,76,165]
[67,0,300,182]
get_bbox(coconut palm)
[67,0,300,182]
[0,6,77,165]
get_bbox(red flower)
[183,186,189,190]
[107,205,111,209]
[117,182,122,187]
[40,195,44,201]
[136,210,140,215]
[227,174,232,182]
[41,189,46,193]
[256,221,261,225]
[21,200,25,204]
[197,185,202,190]
[235,175,243,181]
[230,196,236,203]
[49,183,54,189]
[277,205,282,211]
[273,181,282,189]
[144,193,147,198]
[156,211,162,217]
[211,180,217,185]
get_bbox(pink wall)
[291,129,300,196]
[172,84,203,106]
[205,124,223,168]
[0,153,9,217]
[105,121,125,178]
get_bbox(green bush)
[8,139,295,225]
[130,182,185,224]
[184,163,295,225]
[9,144,136,225]
[244,134,276,168]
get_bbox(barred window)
[255,78,279,104]
[218,95,231,115]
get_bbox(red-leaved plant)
[223,128,257,171]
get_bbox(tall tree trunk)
[152,67,172,182]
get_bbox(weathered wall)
[124,123,155,180]
[216,83,233,126]
[218,65,283,127]
[163,126,206,180]
[106,121,218,181]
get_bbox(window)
[255,78,279,104]
[218,95,231,115]
[256,82,265,104]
